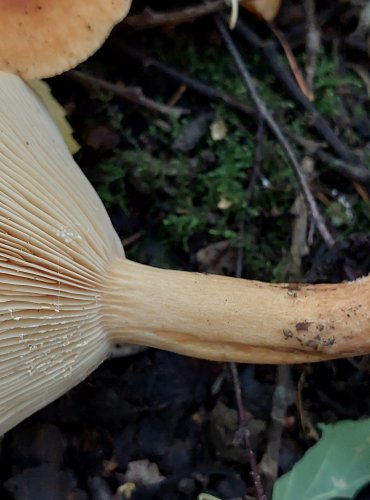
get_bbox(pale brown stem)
[102,258,370,364]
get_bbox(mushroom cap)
[0,0,132,79]
[0,71,124,434]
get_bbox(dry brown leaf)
[196,240,236,275]
[241,0,281,22]
[28,80,80,154]
[270,24,314,101]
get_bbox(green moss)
[85,36,367,280]
[314,58,364,119]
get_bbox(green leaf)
[273,419,370,500]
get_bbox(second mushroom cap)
[0,0,132,79]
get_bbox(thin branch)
[288,133,370,183]
[114,40,367,184]
[234,19,362,167]
[215,15,335,249]
[230,363,267,500]
[316,150,370,183]
[123,0,225,30]
[111,41,256,118]
[260,365,294,498]
[67,70,189,119]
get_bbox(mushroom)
[1,71,370,436]
[0,0,132,79]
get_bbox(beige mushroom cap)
[0,0,132,79]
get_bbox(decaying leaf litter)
[1,0,370,498]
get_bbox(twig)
[67,70,189,119]
[215,15,335,249]
[234,19,362,166]
[113,42,368,184]
[259,365,294,498]
[110,41,256,118]
[123,0,225,30]
[230,363,267,500]
[121,230,145,248]
[288,133,370,183]
[233,124,267,497]
[288,158,313,280]
[297,370,319,441]
[316,150,370,183]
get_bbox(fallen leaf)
[28,80,80,154]
[172,112,213,153]
[217,196,232,210]
[196,240,236,275]
[124,459,164,487]
[210,118,227,141]
[241,0,281,22]
[115,482,136,499]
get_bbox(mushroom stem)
[103,258,370,364]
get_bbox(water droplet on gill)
[56,225,82,245]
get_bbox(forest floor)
[1,1,370,499]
